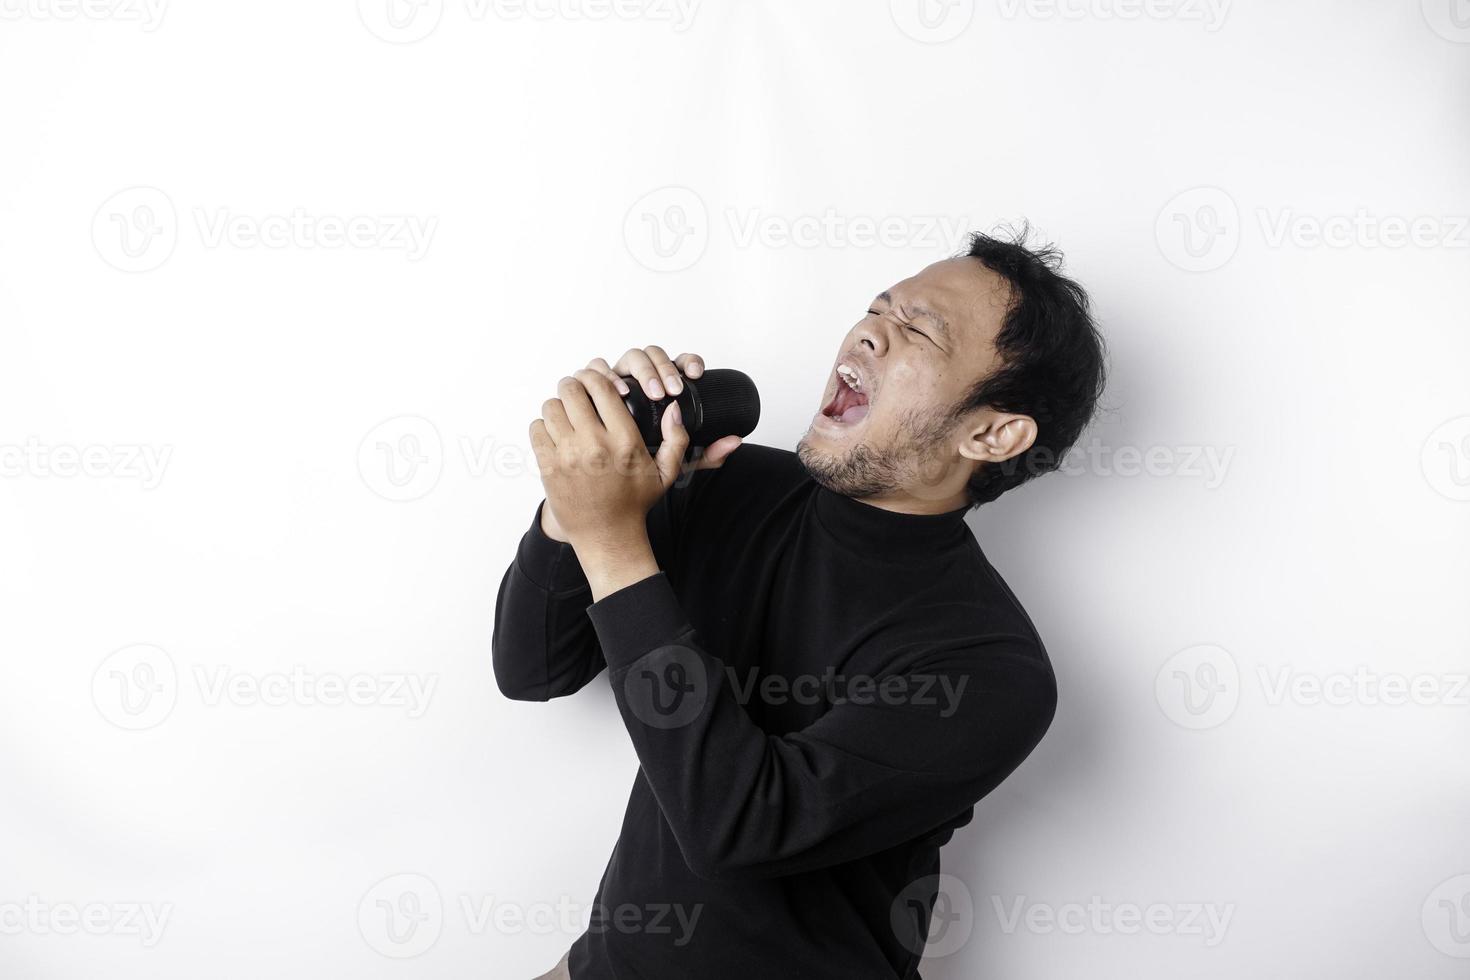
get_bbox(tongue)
[839,403,869,424]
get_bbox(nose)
[854,319,888,356]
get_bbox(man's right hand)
[539,346,744,543]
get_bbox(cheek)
[880,361,944,410]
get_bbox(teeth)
[837,364,861,391]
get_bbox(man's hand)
[538,347,743,543]
[529,368,696,600]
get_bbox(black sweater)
[492,444,1057,979]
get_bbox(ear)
[955,409,1038,465]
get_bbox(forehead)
[881,257,1012,350]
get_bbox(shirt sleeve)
[585,572,1058,881]
[491,465,718,702]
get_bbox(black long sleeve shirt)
[492,444,1057,979]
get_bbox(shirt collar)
[811,484,972,560]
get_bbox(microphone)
[619,368,760,450]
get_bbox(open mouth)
[820,364,870,425]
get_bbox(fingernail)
[648,379,665,399]
[668,402,682,425]
[616,379,629,395]
[689,363,703,377]
[665,374,682,394]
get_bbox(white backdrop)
[2,2,1468,977]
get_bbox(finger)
[673,352,704,379]
[586,357,630,396]
[573,368,640,442]
[653,400,691,489]
[529,420,557,476]
[691,434,742,470]
[557,375,602,431]
[540,397,571,442]
[611,348,666,400]
[644,345,684,396]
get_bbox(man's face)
[797,257,1013,504]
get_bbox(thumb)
[653,401,691,489]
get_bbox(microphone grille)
[693,368,760,444]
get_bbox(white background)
[2,1,1468,977]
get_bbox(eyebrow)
[874,291,951,344]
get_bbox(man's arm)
[586,571,1056,880]
[490,500,606,701]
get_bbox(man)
[493,230,1106,979]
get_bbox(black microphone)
[619,368,760,450]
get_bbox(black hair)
[956,224,1107,507]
